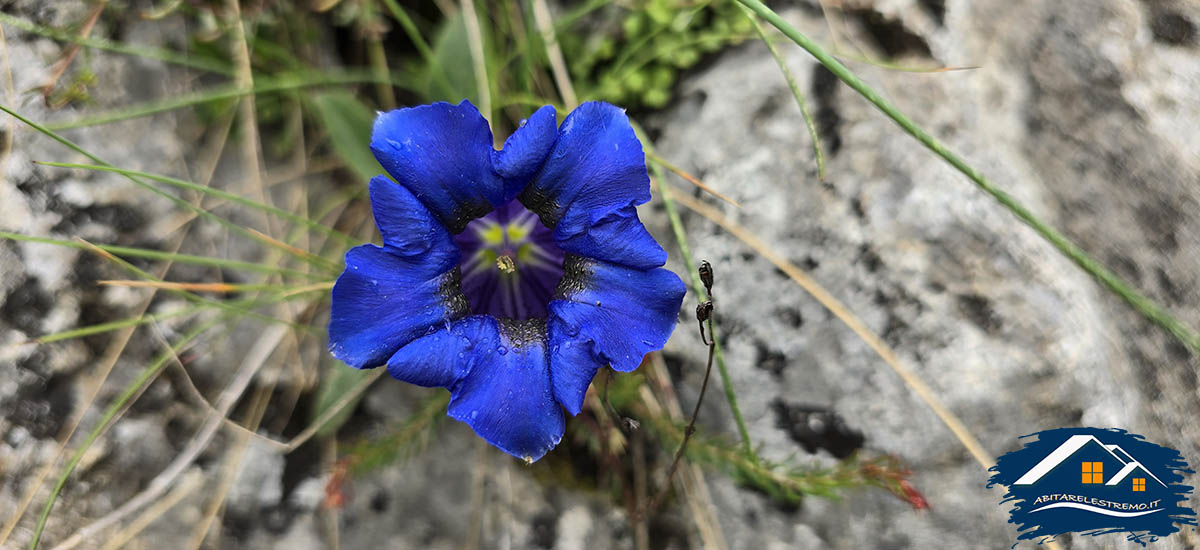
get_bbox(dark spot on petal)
[497,318,548,349]
[553,255,594,300]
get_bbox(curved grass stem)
[737,4,825,180]
[649,158,758,463]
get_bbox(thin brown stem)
[642,284,717,516]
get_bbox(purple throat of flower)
[452,199,565,320]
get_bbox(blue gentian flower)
[328,100,687,463]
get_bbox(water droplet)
[518,118,528,128]
[565,324,580,337]
[457,351,466,358]
[497,346,508,355]
[387,139,402,150]
[470,410,478,420]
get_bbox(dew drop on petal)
[497,346,508,355]
[518,118,528,128]
[387,139,402,150]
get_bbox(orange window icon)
[1081,461,1103,484]
[1133,478,1146,492]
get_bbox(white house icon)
[1013,434,1167,488]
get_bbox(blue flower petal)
[520,102,665,269]
[493,105,558,201]
[385,316,496,388]
[447,319,565,462]
[371,101,502,233]
[547,318,603,416]
[549,256,687,373]
[555,204,667,270]
[368,175,457,259]
[328,244,467,369]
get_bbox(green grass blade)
[0,232,322,280]
[37,162,357,246]
[378,0,457,100]
[45,72,414,131]
[738,5,825,179]
[379,0,436,64]
[734,0,1200,353]
[0,12,232,75]
[34,289,304,344]
[71,239,314,332]
[0,104,340,273]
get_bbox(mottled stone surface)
[647,1,1200,548]
[2,0,1199,549]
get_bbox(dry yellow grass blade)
[646,152,741,208]
[666,187,995,470]
[98,280,241,293]
[531,0,578,110]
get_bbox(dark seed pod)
[698,260,714,293]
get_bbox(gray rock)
[646,1,1200,548]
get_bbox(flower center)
[453,200,565,320]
